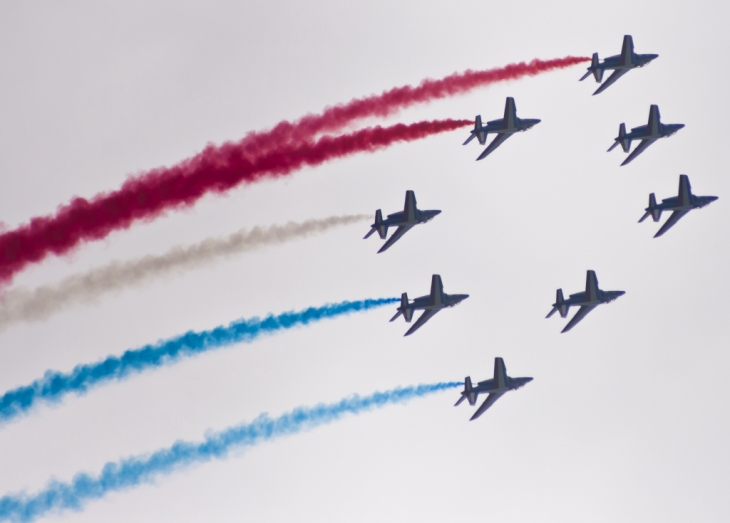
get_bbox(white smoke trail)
[0,214,369,329]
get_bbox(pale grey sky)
[0,1,728,522]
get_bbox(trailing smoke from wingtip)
[0,119,469,285]
[0,381,461,522]
[0,214,370,329]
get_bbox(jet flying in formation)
[640,174,718,238]
[547,270,625,333]
[390,274,469,336]
[608,105,684,166]
[463,97,540,161]
[580,35,658,95]
[454,357,533,421]
[364,190,441,253]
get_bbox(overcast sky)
[0,1,729,522]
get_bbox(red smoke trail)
[238,56,588,158]
[0,119,470,284]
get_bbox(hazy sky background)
[0,1,728,522]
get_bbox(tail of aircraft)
[463,115,488,145]
[608,123,631,152]
[390,292,413,322]
[455,376,477,406]
[364,209,388,240]
[591,53,603,82]
[546,288,569,318]
[639,193,662,223]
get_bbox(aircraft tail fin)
[590,53,604,82]
[389,293,412,322]
[608,123,631,152]
[374,209,387,239]
[463,115,488,145]
[546,288,569,318]
[455,376,477,406]
[639,193,662,223]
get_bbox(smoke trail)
[237,56,588,157]
[0,119,467,284]
[0,298,397,424]
[0,381,459,522]
[0,214,369,329]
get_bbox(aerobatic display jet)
[546,270,625,333]
[608,105,684,166]
[580,35,658,95]
[640,174,718,238]
[454,357,533,421]
[463,97,540,161]
[390,274,469,336]
[364,190,441,253]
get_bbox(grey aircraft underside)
[364,190,441,253]
[580,35,658,95]
[454,357,533,421]
[640,174,718,238]
[463,97,540,161]
[547,270,625,333]
[390,274,469,336]
[608,105,684,166]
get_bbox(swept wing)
[378,224,414,253]
[561,305,596,333]
[470,392,505,420]
[593,69,629,95]
[476,133,512,161]
[654,210,689,237]
[404,309,440,336]
[621,138,657,166]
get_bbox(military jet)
[390,274,469,336]
[546,270,625,333]
[454,357,533,421]
[463,97,541,161]
[580,35,658,95]
[608,105,684,166]
[640,174,718,238]
[364,191,441,253]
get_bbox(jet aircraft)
[454,357,533,421]
[640,174,718,238]
[364,191,441,253]
[608,105,684,166]
[546,270,625,333]
[463,97,540,161]
[580,35,658,95]
[390,274,469,336]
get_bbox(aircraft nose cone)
[617,291,626,297]
[648,54,659,61]
[677,124,686,129]
[433,210,442,215]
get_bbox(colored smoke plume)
[234,56,588,157]
[0,298,397,424]
[0,214,369,329]
[0,119,468,284]
[0,381,460,522]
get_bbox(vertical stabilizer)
[585,270,599,302]
[493,357,507,390]
[404,190,417,222]
[401,293,412,322]
[620,35,634,66]
[556,289,569,318]
[503,97,516,130]
[678,175,692,207]
[640,193,662,223]
[591,53,604,82]
[428,274,444,307]
[648,105,661,136]
[364,209,387,239]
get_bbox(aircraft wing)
[378,225,414,253]
[476,133,512,161]
[404,308,440,336]
[561,305,596,333]
[470,392,505,421]
[593,69,629,95]
[654,210,689,238]
[621,138,657,166]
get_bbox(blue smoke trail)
[0,381,460,522]
[0,298,397,424]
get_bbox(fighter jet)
[580,35,658,95]
[546,270,625,333]
[463,97,541,161]
[454,357,533,421]
[364,191,441,253]
[390,274,469,336]
[608,105,684,166]
[640,174,718,238]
